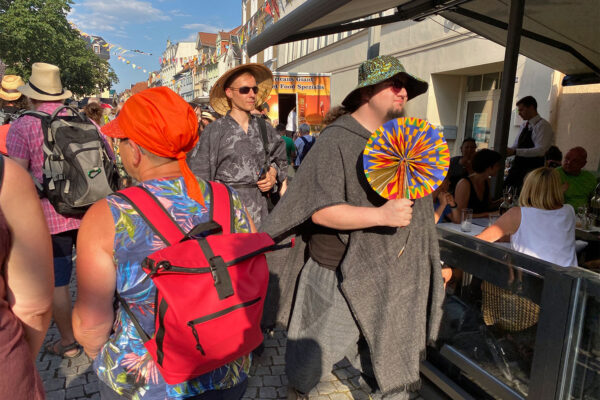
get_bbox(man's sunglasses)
[388,78,406,91]
[229,86,259,95]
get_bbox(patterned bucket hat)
[342,55,428,108]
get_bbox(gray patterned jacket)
[187,113,287,228]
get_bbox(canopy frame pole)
[492,0,525,198]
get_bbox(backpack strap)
[114,186,185,246]
[0,156,4,191]
[208,181,233,235]
[115,182,234,243]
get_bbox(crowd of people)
[434,94,598,269]
[0,54,597,400]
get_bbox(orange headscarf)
[103,87,204,207]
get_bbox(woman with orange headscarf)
[73,87,254,399]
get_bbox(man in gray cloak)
[261,55,445,399]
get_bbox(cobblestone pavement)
[37,278,424,400]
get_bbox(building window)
[93,44,100,54]
[466,72,502,92]
[264,46,273,61]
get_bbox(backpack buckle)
[208,256,234,300]
[157,261,172,271]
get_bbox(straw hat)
[18,62,72,101]
[0,75,25,101]
[209,63,273,115]
[342,55,428,109]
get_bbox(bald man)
[557,147,597,209]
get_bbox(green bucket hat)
[342,55,428,109]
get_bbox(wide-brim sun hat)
[342,55,428,109]
[0,75,25,101]
[209,63,273,116]
[18,62,72,101]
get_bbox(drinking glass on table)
[461,208,473,232]
[488,212,500,227]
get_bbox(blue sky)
[69,0,243,93]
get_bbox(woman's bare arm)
[476,207,521,242]
[73,200,116,359]
[1,158,53,360]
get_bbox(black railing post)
[492,0,525,198]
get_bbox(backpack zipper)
[186,297,262,355]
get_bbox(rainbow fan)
[363,117,450,199]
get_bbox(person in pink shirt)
[6,62,81,358]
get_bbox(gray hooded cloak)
[261,114,444,394]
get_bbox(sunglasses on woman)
[229,86,259,95]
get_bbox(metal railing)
[423,226,600,400]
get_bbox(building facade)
[159,40,197,92]
[241,0,278,70]
[271,4,600,172]
[193,32,218,99]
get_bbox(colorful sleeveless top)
[94,177,252,399]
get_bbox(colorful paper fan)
[363,117,450,200]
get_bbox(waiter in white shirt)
[505,96,553,190]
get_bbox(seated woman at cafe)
[454,148,502,218]
[447,137,477,193]
[433,176,460,224]
[476,167,578,267]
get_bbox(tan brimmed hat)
[209,63,273,115]
[18,62,72,101]
[0,75,25,101]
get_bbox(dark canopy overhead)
[247,0,600,83]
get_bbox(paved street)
[36,276,424,400]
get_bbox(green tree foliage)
[0,0,118,96]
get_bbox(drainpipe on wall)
[367,15,382,60]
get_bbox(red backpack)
[114,182,279,384]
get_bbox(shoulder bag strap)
[113,186,185,246]
[256,117,270,168]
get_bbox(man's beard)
[385,108,405,121]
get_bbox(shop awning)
[247,0,600,84]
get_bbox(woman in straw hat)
[0,75,29,155]
[187,64,287,228]
[5,62,82,359]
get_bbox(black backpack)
[20,105,118,216]
[0,106,23,125]
[297,135,314,164]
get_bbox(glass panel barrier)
[569,293,600,399]
[431,226,552,399]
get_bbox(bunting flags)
[70,22,153,56]
[239,0,284,52]
[69,21,155,76]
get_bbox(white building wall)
[276,15,561,157]
[160,41,197,92]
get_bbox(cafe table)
[437,221,511,250]
[438,220,589,254]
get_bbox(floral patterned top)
[94,177,252,399]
